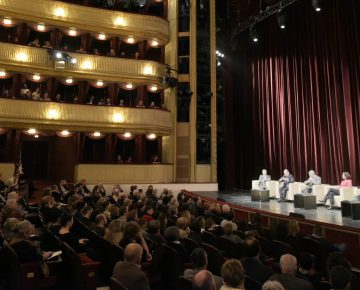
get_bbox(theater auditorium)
[0,0,359,290]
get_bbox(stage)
[194,191,360,229]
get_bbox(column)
[135,136,145,163]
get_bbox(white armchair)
[287,182,307,201]
[251,180,279,198]
[333,187,359,207]
[312,184,330,204]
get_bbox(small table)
[294,194,316,210]
[341,201,360,220]
[251,189,270,202]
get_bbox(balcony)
[0,0,169,45]
[0,42,167,86]
[0,98,172,135]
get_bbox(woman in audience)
[57,211,88,253]
[104,219,124,244]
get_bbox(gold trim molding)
[0,0,169,44]
[0,42,167,86]
[0,98,172,135]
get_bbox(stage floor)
[195,191,360,229]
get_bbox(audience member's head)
[193,270,216,290]
[298,252,315,271]
[329,265,352,290]
[223,221,235,236]
[13,220,34,240]
[7,191,19,201]
[287,219,300,237]
[177,217,188,230]
[122,221,141,241]
[280,254,297,275]
[191,248,208,270]
[262,280,285,290]
[147,220,161,235]
[105,220,123,244]
[243,236,261,258]
[59,211,74,228]
[3,218,20,241]
[124,243,143,265]
[326,252,351,275]
[222,204,230,213]
[164,226,180,242]
[95,214,107,227]
[221,259,245,289]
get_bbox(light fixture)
[70,58,77,64]
[146,133,157,140]
[28,128,36,135]
[150,85,158,92]
[81,60,93,70]
[60,130,70,137]
[143,65,154,75]
[54,7,66,17]
[112,113,125,123]
[68,29,77,36]
[32,74,41,81]
[127,37,135,44]
[0,71,6,77]
[3,18,12,25]
[114,17,125,26]
[37,23,45,31]
[47,108,60,119]
[96,80,104,87]
[34,134,39,139]
[150,40,159,47]
[125,83,133,89]
[93,131,101,137]
[250,27,259,43]
[55,52,63,59]
[124,132,132,138]
[15,52,28,62]
[312,0,321,12]
[65,78,73,84]
[98,33,106,40]
[277,13,286,29]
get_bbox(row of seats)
[252,180,360,207]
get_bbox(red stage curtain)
[228,0,360,188]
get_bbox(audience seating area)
[1,179,359,290]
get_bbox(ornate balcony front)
[0,0,169,45]
[0,42,167,85]
[0,98,172,135]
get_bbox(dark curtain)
[228,0,360,189]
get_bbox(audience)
[193,270,217,290]
[262,281,285,290]
[220,259,245,290]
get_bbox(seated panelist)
[278,169,294,201]
[258,169,271,190]
[321,172,352,209]
[301,170,321,194]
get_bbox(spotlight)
[124,132,132,138]
[60,130,70,137]
[96,80,104,87]
[125,83,133,89]
[70,58,77,64]
[150,85,158,92]
[68,29,77,36]
[312,0,321,12]
[28,128,36,134]
[127,37,135,44]
[0,71,6,77]
[32,74,41,81]
[65,78,73,84]
[250,27,259,43]
[93,131,101,137]
[150,40,159,47]
[98,33,106,40]
[55,52,63,59]
[277,13,286,29]
[34,134,39,138]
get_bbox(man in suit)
[241,237,272,284]
[270,254,314,290]
[112,243,150,290]
[258,169,271,190]
[302,170,321,195]
[278,169,294,201]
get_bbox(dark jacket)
[112,261,150,290]
[241,257,272,284]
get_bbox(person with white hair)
[278,169,294,202]
[262,281,284,290]
[258,169,271,190]
[302,170,321,195]
[269,254,314,290]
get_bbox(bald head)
[193,270,216,290]
[124,243,143,265]
[280,254,297,275]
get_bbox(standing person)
[320,172,352,209]
[302,170,321,195]
[258,169,271,190]
[278,169,294,202]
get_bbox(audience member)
[220,259,245,290]
[262,281,285,290]
[112,243,150,290]
[28,38,40,47]
[222,222,242,244]
[329,266,352,290]
[193,270,217,290]
[270,254,314,290]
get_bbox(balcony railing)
[0,42,167,85]
[0,0,169,45]
[0,98,172,135]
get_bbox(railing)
[0,98,172,135]
[0,43,167,85]
[0,0,169,44]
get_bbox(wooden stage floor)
[195,191,360,230]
